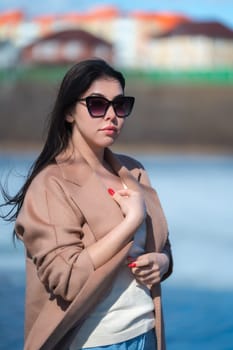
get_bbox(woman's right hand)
[86,188,146,269]
[110,188,146,229]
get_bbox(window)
[63,41,84,60]
[32,40,59,61]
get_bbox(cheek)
[118,118,125,130]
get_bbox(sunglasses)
[78,95,135,118]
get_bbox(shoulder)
[115,153,151,186]
[18,162,78,223]
[27,162,66,198]
[117,154,151,187]
[116,153,144,170]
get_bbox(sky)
[1,0,233,29]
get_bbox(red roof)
[0,10,24,24]
[25,29,112,48]
[131,11,190,30]
[154,20,233,39]
[88,5,120,18]
[32,6,120,24]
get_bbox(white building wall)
[213,39,233,67]
[14,22,40,47]
[146,36,233,70]
[113,18,138,68]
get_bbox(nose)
[104,104,117,120]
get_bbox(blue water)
[0,152,233,350]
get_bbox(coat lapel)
[104,148,143,192]
[55,148,142,240]
[69,173,124,239]
[56,147,168,250]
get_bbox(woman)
[1,59,172,350]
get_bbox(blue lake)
[0,152,233,350]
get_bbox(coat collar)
[55,146,141,192]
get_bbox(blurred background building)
[147,21,233,70]
[21,29,113,65]
[1,7,233,69]
[0,5,233,151]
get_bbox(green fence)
[123,68,233,85]
[1,65,233,85]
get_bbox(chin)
[106,137,118,147]
[101,136,118,148]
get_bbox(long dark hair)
[0,58,125,225]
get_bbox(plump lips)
[100,125,118,132]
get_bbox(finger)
[130,258,151,268]
[111,191,127,207]
[108,188,126,205]
[132,266,158,277]
[116,189,135,196]
[136,272,161,285]
[130,263,160,276]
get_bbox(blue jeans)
[82,328,157,350]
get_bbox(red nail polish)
[128,262,137,268]
[108,188,115,196]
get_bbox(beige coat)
[16,148,173,350]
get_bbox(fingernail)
[128,262,137,268]
[108,188,115,196]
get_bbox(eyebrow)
[88,93,124,99]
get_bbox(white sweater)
[70,221,155,349]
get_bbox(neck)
[81,146,105,170]
[71,135,105,171]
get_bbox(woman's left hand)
[128,252,169,288]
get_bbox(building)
[1,7,233,71]
[126,11,191,68]
[146,21,233,70]
[31,6,120,42]
[21,29,113,65]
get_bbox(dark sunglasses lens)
[114,97,134,117]
[87,97,108,117]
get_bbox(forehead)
[84,77,123,98]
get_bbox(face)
[66,77,126,151]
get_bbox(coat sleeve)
[15,172,95,302]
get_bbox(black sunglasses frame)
[77,95,135,118]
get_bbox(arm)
[16,174,146,301]
[87,188,146,269]
[16,175,93,301]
